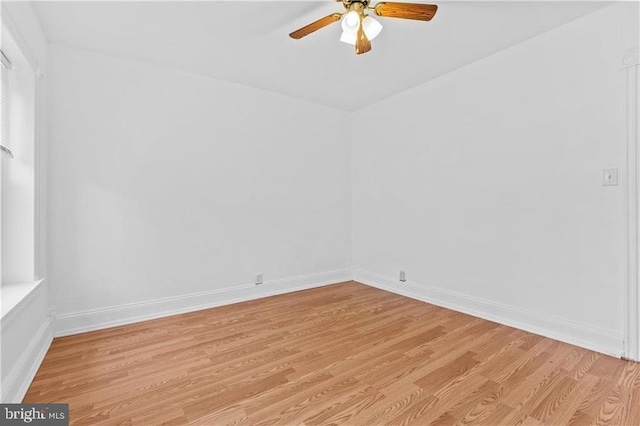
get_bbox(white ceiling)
[32,1,607,110]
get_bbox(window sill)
[1,279,44,321]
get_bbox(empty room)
[1,0,639,424]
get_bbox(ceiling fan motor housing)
[342,0,370,11]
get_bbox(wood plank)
[23,281,640,426]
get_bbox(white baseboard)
[55,268,352,337]
[1,317,53,403]
[353,269,624,358]
[53,267,622,357]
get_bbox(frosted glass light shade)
[340,31,357,45]
[341,11,360,33]
[362,16,382,40]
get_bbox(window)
[1,24,36,286]
[1,50,11,159]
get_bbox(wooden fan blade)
[355,22,372,55]
[373,2,437,21]
[289,13,343,39]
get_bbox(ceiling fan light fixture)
[362,16,383,40]
[339,30,357,45]
[341,10,360,34]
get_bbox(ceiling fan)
[289,0,438,55]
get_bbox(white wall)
[49,45,352,335]
[0,1,51,403]
[352,2,638,357]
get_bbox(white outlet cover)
[603,168,618,186]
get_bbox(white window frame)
[0,9,43,300]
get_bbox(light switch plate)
[603,168,618,186]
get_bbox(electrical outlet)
[399,271,406,282]
[255,273,263,285]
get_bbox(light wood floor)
[25,281,640,425]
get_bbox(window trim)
[1,49,12,158]
[1,9,43,284]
